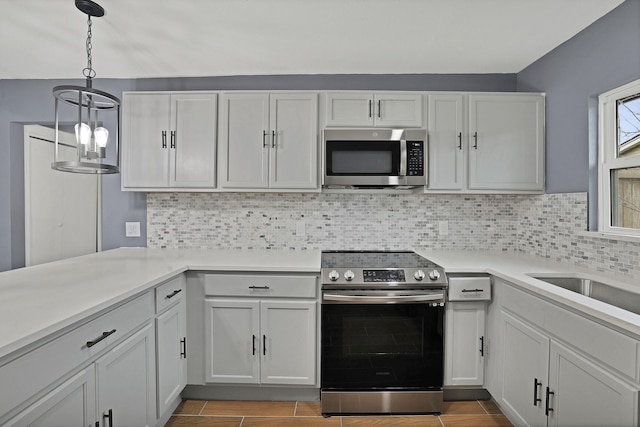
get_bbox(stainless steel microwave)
[323,129,427,189]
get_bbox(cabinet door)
[428,94,465,190]
[374,93,423,128]
[122,93,171,188]
[4,367,95,427]
[270,93,318,189]
[444,302,485,386]
[156,299,186,418]
[204,299,260,384]
[325,92,374,127]
[260,300,316,385]
[219,93,270,188]
[500,312,549,427]
[96,323,156,427]
[170,93,218,188]
[468,94,544,191]
[548,341,639,427]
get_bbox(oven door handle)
[322,293,445,303]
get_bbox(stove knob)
[414,270,426,281]
[328,270,340,281]
[428,270,441,281]
[344,270,355,281]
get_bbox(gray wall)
[517,0,640,198]
[0,74,515,271]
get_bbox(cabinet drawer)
[204,274,317,298]
[0,291,153,421]
[155,275,186,313]
[448,277,491,301]
[501,282,639,381]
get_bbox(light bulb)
[94,127,109,148]
[75,123,91,146]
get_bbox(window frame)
[598,78,640,237]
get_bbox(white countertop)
[416,249,640,336]
[1,247,638,362]
[0,248,320,360]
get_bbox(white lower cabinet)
[492,279,640,427]
[444,301,485,386]
[96,322,156,427]
[155,276,187,419]
[4,367,96,427]
[205,298,316,386]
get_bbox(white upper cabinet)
[427,92,545,193]
[325,92,423,127]
[219,92,318,190]
[122,92,218,190]
[468,94,545,191]
[427,93,465,190]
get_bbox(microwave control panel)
[407,141,424,176]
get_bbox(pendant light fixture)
[52,0,120,174]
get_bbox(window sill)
[577,230,640,243]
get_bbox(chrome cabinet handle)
[86,329,116,348]
[534,378,542,406]
[263,130,268,148]
[170,130,176,148]
[473,132,478,149]
[165,289,182,299]
[545,387,555,415]
[162,130,167,148]
[458,132,463,150]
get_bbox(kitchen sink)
[528,274,640,316]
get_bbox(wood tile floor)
[165,399,513,426]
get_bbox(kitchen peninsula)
[1,247,639,426]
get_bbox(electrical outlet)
[125,222,141,237]
[438,220,449,236]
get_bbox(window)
[599,78,640,236]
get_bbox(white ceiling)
[0,0,625,80]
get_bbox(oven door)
[321,290,445,391]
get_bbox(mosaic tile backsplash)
[147,191,640,279]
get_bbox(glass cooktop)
[321,250,438,269]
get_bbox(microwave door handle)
[400,139,407,177]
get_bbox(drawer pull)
[249,286,270,290]
[165,289,183,299]
[461,288,484,293]
[86,329,116,348]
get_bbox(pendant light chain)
[83,15,96,79]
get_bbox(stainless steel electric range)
[320,250,448,416]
